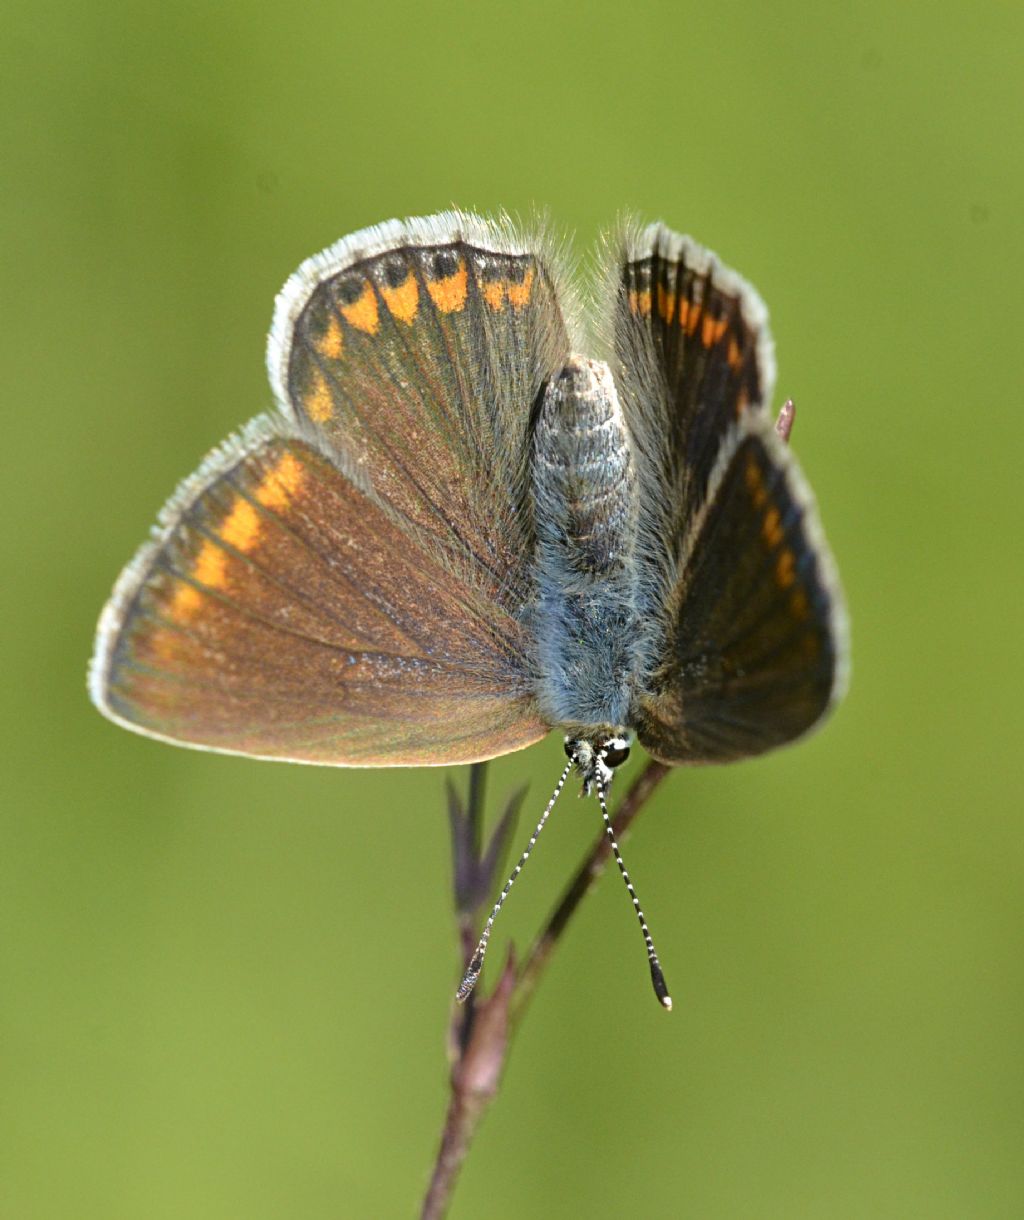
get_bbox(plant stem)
[422,756,670,1218]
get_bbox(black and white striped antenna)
[595,763,672,1010]
[455,743,671,1010]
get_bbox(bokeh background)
[3,1,1021,1216]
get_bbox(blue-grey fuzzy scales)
[528,356,642,730]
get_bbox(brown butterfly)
[90,213,848,1006]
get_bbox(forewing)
[90,423,549,765]
[601,222,774,544]
[268,211,575,600]
[632,415,849,764]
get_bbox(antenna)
[455,758,573,1004]
[595,767,672,1010]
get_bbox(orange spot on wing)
[340,280,379,334]
[381,272,419,324]
[163,452,306,626]
[305,369,334,422]
[316,315,344,359]
[775,548,796,589]
[745,455,769,507]
[196,541,228,587]
[628,288,652,318]
[727,334,743,369]
[657,284,676,323]
[790,588,810,620]
[506,266,535,310]
[426,261,468,313]
[762,506,783,548]
[256,452,305,511]
[220,497,261,553]
[170,582,202,619]
[680,298,700,336]
[701,313,728,347]
[170,540,227,621]
[481,280,505,311]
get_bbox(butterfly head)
[564,731,632,796]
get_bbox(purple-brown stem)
[422,757,670,1219]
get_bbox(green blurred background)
[3,1,1021,1216]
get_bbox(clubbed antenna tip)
[650,960,672,1010]
[595,765,673,1013]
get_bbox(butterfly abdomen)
[529,357,641,728]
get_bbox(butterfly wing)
[602,221,774,543]
[91,214,574,764]
[271,212,573,594]
[604,224,847,762]
[629,414,848,763]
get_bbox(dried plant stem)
[421,757,670,1219]
[420,1091,479,1220]
[420,945,515,1220]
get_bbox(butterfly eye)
[602,742,630,768]
[563,739,579,760]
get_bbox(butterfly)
[90,212,848,1008]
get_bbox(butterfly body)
[91,212,847,777]
[530,355,641,734]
